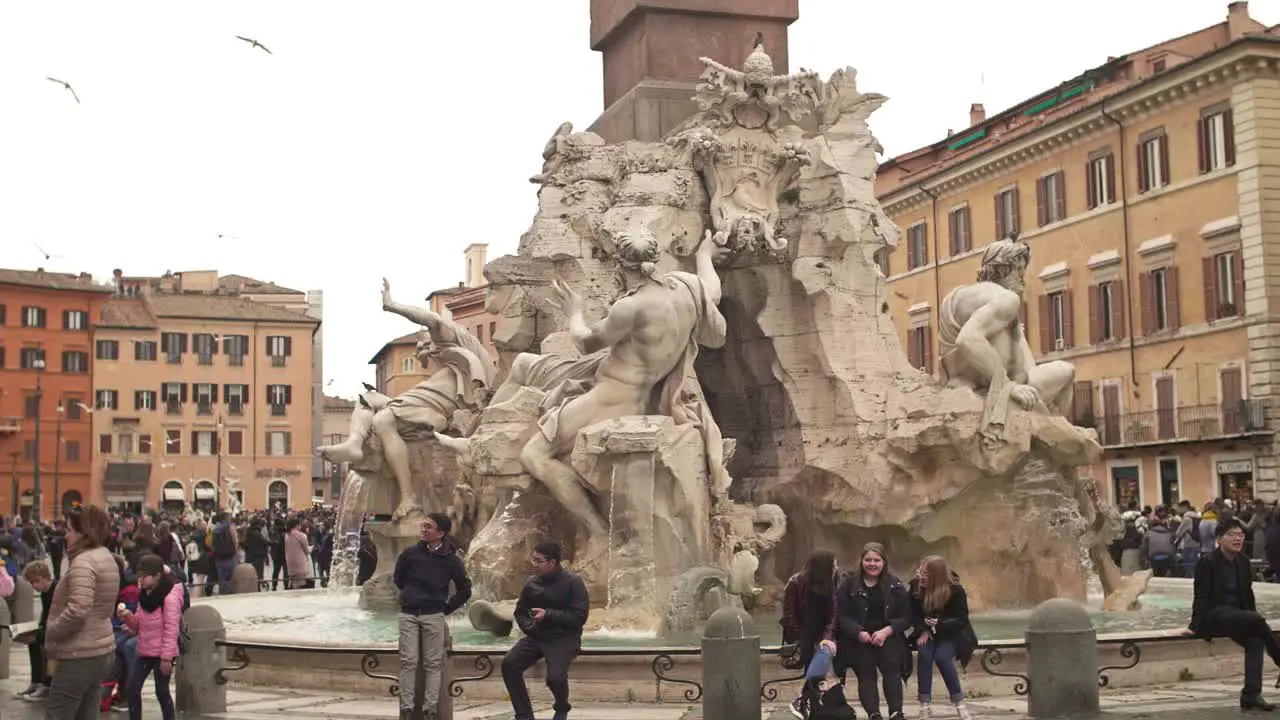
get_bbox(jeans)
[806,645,834,681]
[248,557,266,581]
[115,635,139,688]
[917,638,964,703]
[127,657,174,720]
[28,635,49,686]
[1178,547,1200,578]
[1149,554,1175,578]
[214,557,237,595]
[1207,606,1280,697]
[502,635,580,719]
[45,651,113,720]
[846,638,905,717]
[397,612,448,714]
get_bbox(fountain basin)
[202,578,1280,701]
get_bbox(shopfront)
[1217,458,1255,505]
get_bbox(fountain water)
[325,470,368,589]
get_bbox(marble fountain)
[203,42,1263,701]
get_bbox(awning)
[162,488,185,501]
[194,487,216,500]
[104,463,151,502]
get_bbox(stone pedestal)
[11,578,34,625]
[359,520,420,611]
[175,605,227,716]
[701,606,761,720]
[1026,599,1099,718]
[231,563,260,594]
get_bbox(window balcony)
[197,353,213,366]
[165,401,182,416]
[271,355,287,368]
[1094,399,1271,448]
[270,404,287,417]
[196,402,213,416]
[0,417,22,434]
[228,400,244,417]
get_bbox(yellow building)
[370,332,428,398]
[877,3,1278,508]
[92,287,320,512]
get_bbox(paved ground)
[0,647,1269,719]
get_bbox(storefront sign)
[1217,459,1254,475]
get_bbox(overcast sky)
[1,1,1271,395]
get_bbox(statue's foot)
[316,440,363,463]
[391,499,425,524]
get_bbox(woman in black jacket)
[909,556,976,720]
[836,542,911,720]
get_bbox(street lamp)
[8,451,18,517]
[32,356,45,525]
[215,414,224,515]
[53,404,64,521]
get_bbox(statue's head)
[614,228,661,284]
[976,234,1030,293]
[415,332,438,365]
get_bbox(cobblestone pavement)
[0,647,1266,719]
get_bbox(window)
[193,431,217,456]
[65,441,80,462]
[63,310,88,330]
[61,351,88,373]
[1071,381,1094,427]
[267,335,292,367]
[23,440,35,460]
[161,333,186,364]
[906,325,932,372]
[401,356,415,373]
[1152,58,1166,74]
[1111,465,1141,508]
[66,399,82,420]
[906,222,928,269]
[994,187,1019,239]
[1205,251,1244,321]
[117,432,135,457]
[1086,152,1116,209]
[267,431,292,456]
[1137,130,1170,193]
[227,430,244,455]
[947,206,971,256]
[223,335,248,366]
[19,348,45,369]
[134,390,157,411]
[165,429,181,455]
[162,382,185,414]
[268,384,291,416]
[1155,374,1176,440]
[99,434,113,454]
[0,304,6,325]
[1088,281,1124,343]
[1038,290,1074,353]
[1141,267,1180,334]
[1036,172,1066,226]
[95,340,119,360]
[24,395,39,418]
[195,383,216,415]
[193,333,217,365]
[21,306,46,328]
[95,390,118,410]
[134,340,157,362]
[139,434,152,454]
[1199,105,1235,173]
[0,347,4,369]
[225,384,247,415]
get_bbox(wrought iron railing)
[1093,399,1269,447]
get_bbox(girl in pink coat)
[119,554,183,720]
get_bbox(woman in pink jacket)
[119,554,183,720]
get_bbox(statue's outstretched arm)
[574,297,637,355]
[381,278,441,333]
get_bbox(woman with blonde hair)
[909,555,977,720]
[835,542,911,720]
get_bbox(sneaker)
[790,696,805,719]
[14,683,36,698]
[23,685,49,701]
[551,712,568,720]
[888,713,907,720]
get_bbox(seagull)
[32,241,61,260]
[326,379,335,387]
[166,436,180,446]
[46,77,80,104]
[235,36,272,54]
[75,401,95,414]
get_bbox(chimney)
[970,103,986,126]
[463,243,488,288]
[1228,1,1253,39]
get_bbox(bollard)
[175,605,227,716]
[701,606,761,720]
[436,626,454,720]
[12,577,35,626]
[230,563,260,594]
[1026,598,1099,718]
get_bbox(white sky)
[2,1,1273,395]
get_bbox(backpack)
[802,681,858,720]
[1189,515,1202,541]
[212,524,236,559]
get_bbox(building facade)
[0,269,112,520]
[877,3,1280,508]
[92,285,320,513]
[319,394,355,505]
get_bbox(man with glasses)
[501,542,589,720]
[1188,517,1280,711]
[393,513,472,720]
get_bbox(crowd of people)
[1108,496,1280,580]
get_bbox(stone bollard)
[176,605,227,716]
[12,577,35,626]
[231,563,260,594]
[435,626,454,720]
[1026,598,1099,718]
[701,606,761,720]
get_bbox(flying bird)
[75,402,95,414]
[32,241,62,260]
[46,77,80,104]
[235,36,272,54]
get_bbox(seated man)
[1188,517,1280,710]
[501,542,590,720]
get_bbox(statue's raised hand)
[381,278,394,310]
[547,278,583,317]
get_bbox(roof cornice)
[880,40,1280,216]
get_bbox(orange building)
[0,268,113,520]
[877,3,1280,507]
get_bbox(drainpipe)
[1100,100,1140,393]
[917,184,944,315]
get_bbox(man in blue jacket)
[393,513,471,720]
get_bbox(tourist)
[779,549,839,719]
[242,518,269,580]
[16,561,53,701]
[909,556,977,720]
[1174,501,1201,578]
[1266,507,1280,583]
[502,542,589,720]
[356,529,378,586]
[1142,513,1177,577]
[269,517,288,590]
[284,518,312,589]
[1188,516,1280,710]
[393,513,472,720]
[835,542,910,720]
[210,512,239,595]
[43,504,121,718]
[119,554,184,720]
